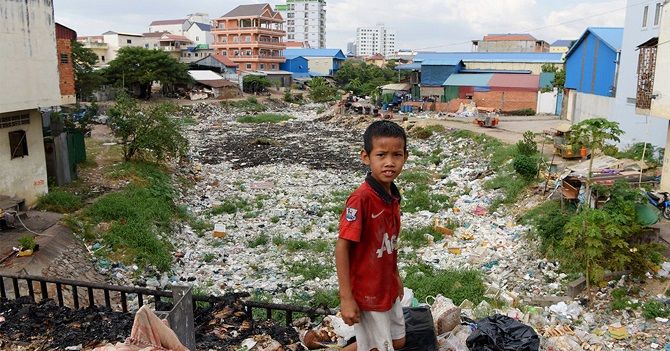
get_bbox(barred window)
[9,130,28,159]
[0,114,30,129]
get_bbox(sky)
[53,0,633,51]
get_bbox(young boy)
[336,120,408,351]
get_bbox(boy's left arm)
[395,270,403,299]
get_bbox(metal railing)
[0,273,334,325]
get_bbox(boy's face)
[361,136,408,190]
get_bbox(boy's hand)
[396,274,404,299]
[340,296,360,326]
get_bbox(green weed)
[203,253,216,263]
[36,189,83,213]
[221,97,267,113]
[211,197,251,215]
[288,261,333,281]
[642,300,670,319]
[401,226,442,249]
[248,233,269,248]
[404,265,486,305]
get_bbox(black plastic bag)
[397,306,438,351]
[466,314,539,351]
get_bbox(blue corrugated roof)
[565,27,623,58]
[551,39,574,47]
[396,63,422,70]
[285,48,346,59]
[443,73,493,87]
[194,22,211,31]
[414,51,564,64]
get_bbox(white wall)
[0,1,61,113]
[537,90,558,115]
[0,111,49,207]
[611,0,667,148]
[652,2,670,120]
[568,91,615,124]
[306,57,332,75]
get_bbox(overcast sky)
[53,0,631,51]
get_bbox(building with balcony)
[212,4,286,72]
[275,0,326,48]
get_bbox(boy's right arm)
[335,238,360,326]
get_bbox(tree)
[243,75,271,94]
[71,40,104,100]
[102,47,192,99]
[308,77,338,102]
[108,92,188,161]
[333,61,399,97]
[568,118,624,207]
[541,64,566,92]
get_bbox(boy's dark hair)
[363,120,407,154]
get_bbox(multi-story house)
[56,23,77,104]
[550,40,574,56]
[76,36,109,67]
[275,0,326,48]
[472,34,549,53]
[211,4,286,72]
[1,0,61,207]
[355,24,396,57]
[79,31,157,67]
[635,2,670,189]
[149,14,213,47]
[149,19,189,36]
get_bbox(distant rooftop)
[150,19,187,26]
[482,33,537,42]
[565,27,624,59]
[551,39,574,48]
[222,4,276,18]
[414,52,564,64]
[285,48,346,59]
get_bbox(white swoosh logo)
[371,210,384,219]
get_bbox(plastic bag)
[401,287,415,307]
[397,306,438,351]
[437,325,472,351]
[428,295,461,334]
[466,314,540,351]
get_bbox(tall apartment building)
[275,0,326,48]
[211,4,286,72]
[355,23,396,57]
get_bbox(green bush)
[642,300,670,319]
[18,236,36,251]
[243,75,271,94]
[308,77,338,102]
[520,200,573,255]
[221,97,268,113]
[513,154,539,179]
[37,189,83,213]
[516,131,538,156]
[507,108,535,116]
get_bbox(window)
[222,51,227,56]
[260,63,265,69]
[655,2,662,26]
[101,55,105,62]
[196,36,199,41]
[60,53,68,63]
[643,5,649,27]
[288,13,294,18]
[233,36,239,43]
[244,36,251,43]
[9,130,28,159]
[144,44,149,48]
[305,3,308,10]
[627,97,637,104]
[246,63,252,69]
[288,34,295,39]
[0,114,29,129]
[246,50,252,56]
[272,64,276,69]
[127,39,132,44]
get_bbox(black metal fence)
[0,272,333,325]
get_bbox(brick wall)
[473,90,537,112]
[56,37,76,102]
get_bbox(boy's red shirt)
[339,174,401,312]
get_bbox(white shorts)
[354,298,406,351]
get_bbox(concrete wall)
[0,111,49,206]
[0,0,61,113]
[567,91,615,124]
[306,57,332,75]
[537,89,558,115]
[464,62,548,75]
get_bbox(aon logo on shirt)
[376,233,398,258]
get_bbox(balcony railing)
[212,27,285,34]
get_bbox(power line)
[413,0,648,51]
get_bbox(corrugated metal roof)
[443,73,493,87]
[189,70,224,81]
[150,19,187,26]
[381,83,411,91]
[460,69,532,74]
[483,34,537,41]
[285,48,346,59]
[551,39,574,47]
[414,52,563,64]
[539,72,555,89]
[396,63,421,71]
[222,4,273,18]
[193,22,211,31]
[489,74,540,89]
[565,27,623,58]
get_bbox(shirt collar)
[365,172,401,204]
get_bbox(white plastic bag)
[428,295,461,334]
[401,287,415,307]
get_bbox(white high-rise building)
[355,23,395,57]
[275,0,326,48]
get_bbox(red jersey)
[339,174,401,311]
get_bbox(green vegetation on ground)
[221,97,268,113]
[237,113,293,124]
[404,261,486,305]
[37,189,83,213]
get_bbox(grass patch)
[288,261,333,281]
[202,253,216,263]
[402,184,451,213]
[404,264,486,305]
[248,233,269,248]
[36,189,83,213]
[399,168,433,184]
[642,300,670,319]
[401,226,442,248]
[282,238,331,253]
[484,175,531,212]
[221,97,267,113]
[76,161,177,272]
[210,197,251,215]
[237,113,293,124]
[411,124,446,139]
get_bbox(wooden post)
[168,286,196,351]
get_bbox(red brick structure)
[211,4,286,72]
[55,23,77,104]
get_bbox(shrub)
[410,125,446,140]
[37,189,83,213]
[516,131,538,156]
[642,300,670,319]
[513,154,539,179]
[243,75,271,94]
[506,108,535,116]
[308,77,338,102]
[221,97,268,113]
[520,200,573,255]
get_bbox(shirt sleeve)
[339,194,363,242]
